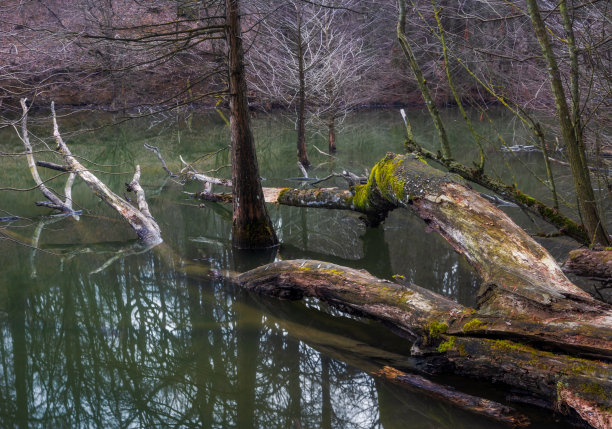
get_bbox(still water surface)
[0,108,585,428]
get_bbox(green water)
[0,108,588,428]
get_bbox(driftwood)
[144,143,176,177]
[231,153,612,428]
[19,99,74,213]
[49,101,162,245]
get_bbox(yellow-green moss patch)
[462,318,487,332]
[437,336,456,353]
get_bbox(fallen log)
[375,366,530,427]
[227,152,612,427]
[235,259,612,428]
[197,154,612,358]
[243,282,530,427]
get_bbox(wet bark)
[296,7,310,168]
[236,259,612,428]
[228,152,612,427]
[225,0,278,249]
[564,248,612,284]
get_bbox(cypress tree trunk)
[296,7,310,167]
[526,0,609,246]
[225,0,278,249]
[328,115,336,153]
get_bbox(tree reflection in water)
[0,235,505,428]
[0,109,549,428]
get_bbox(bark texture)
[236,259,612,428]
[225,0,278,249]
[564,249,612,284]
[230,152,612,427]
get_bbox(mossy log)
[208,153,612,359]
[244,288,530,426]
[199,153,612,355]
[229,153,612,427]
[236,260,612,428]
[404,140,590,245]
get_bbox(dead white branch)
[20,98,73,212]
[51,102,162,245]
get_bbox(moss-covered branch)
[405,140,589,245]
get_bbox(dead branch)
[144,143,176,177]
[51,102,162,245]
[20,99,73,213]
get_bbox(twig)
[144,143,176,177]
[313,145,338,160]
[35,161,70,172]
[298,161,309,178]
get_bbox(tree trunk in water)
[227,152,612,427]
[328,115,336,153]
[564,248,612,284]
[236,259,612,428]
[296,7,310,168]
[225,0,278,249]
[526,0,609,246]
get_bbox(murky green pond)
[0,107,594,428]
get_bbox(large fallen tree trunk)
[225,153,612,427]
[244,287,530,427]
[236,260,612,428]
[199,154,612,358]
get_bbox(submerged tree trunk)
[328,114,336,153]
[225,0,278,249]
[235,260,612,428]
